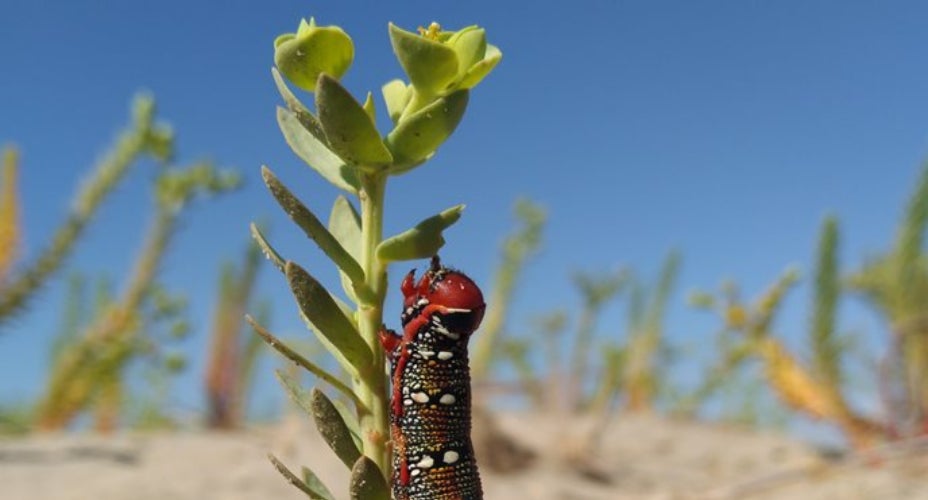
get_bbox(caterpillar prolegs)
[379,256,486,500]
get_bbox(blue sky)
[2,1,927,424]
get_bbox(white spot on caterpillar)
[443,307,471,314]
[410,392,429,403]
[418,350,435,359]
[415,455,434,468]
[443,450,460,464]
[437,351,453,360]
[403,398,413,406]
[439,394,456,405]
[416,298,429,307]
[432,325,460,340]
[410,468,421,477]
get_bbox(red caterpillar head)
[400,256,485,336]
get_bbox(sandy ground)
[2,412,927,499]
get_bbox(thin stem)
[356,171,390,479]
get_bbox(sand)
[2,412,926,499]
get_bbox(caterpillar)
[379,255,486,500]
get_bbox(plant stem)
[356,172,390,479]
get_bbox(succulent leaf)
[389,23,459,96]
[262,166,366,289]
[386,89,469,173]
[277,107,360,193]
[381,79,410,124]
[310,388,363,470]
[268,453,333,499]
[377,205,464,262]
[285,262,372,372]
[316,75,393,169]
[349,456,390,500]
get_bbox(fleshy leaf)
[386,90,469,173]
[381,79,410,124]
[271,67,328,144]
[277,107,360,193]
[328,196,362,261]
[262,166,366,289]
[274,18,354,92]
[248,316,359,405]
[377,205,464,262]
[310,388,363,470]
[289,289,359,375]
[331,398,363,451]
[316,74,393,169]
[249,222,285,272]
[388,23,459,95]
[457,44,502,90]
[268,454,329,499]
[276,369,326,415]
[447,27,486,78]
[349,456,390,500]
[302,466,337,500]
[273,33,294,48]
[362,91,376,123]
[329,196,363,304]
[285,261,372,372]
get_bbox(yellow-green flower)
[389,22,501,97]
[275,18,354,92]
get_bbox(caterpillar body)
[379,256,486,500]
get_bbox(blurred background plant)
[679,170,928,447]
[0,96,243,433]
[472,198,547,384]
[0,97,172,326]
[848,162,928,439]
[469,161,928,456]
[204,237,269,430]
[34,160,239,431]
[495,251,680,417]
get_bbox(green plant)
[470,199,546,381]
[251,17,500,498]
[619,250,681,412]
[565,267,628,411]
[0,96,173,325]
[499,310,568,409]
[125,285,191,432]
[35,161,238,431]
[690,218,883,448]
[204,238,267,429]
[849,162,928,437]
